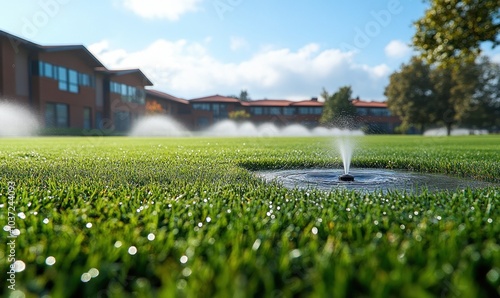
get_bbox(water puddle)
[256,168,495,193]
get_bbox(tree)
[320,86,357,128]
[385,57,438,133]
[228,110,251,121]
[145,100,164,114]
[413,0,500,66]
[386,57,500,135]
[227,90,251,101]
[460,57,500,130]
[239,90,250,101]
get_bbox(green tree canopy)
[319,86,357,128]
[413,0,500,66]
[460,57,500,129]
[386,57,500,135]
[385,57,438,132]
[239,90,250,101]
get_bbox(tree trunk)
[446,123,452,136]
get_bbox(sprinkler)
[339,174,354,182]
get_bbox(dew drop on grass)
[436,216,442,221]
[81,273,91,283]
[114,241,123,248]
[289,249,302,259]
[128,246,138,255]
[18,212,26,219]
[180,255,188,264]
[182,267,192,277]
[147,233,155,241]
[11,229,21,236]
[252,239,262,251]
[89,268,99,278]
[487,218,493,224]
[400,225,405,230]
[374,220,379,225]
[86,223,92,228]
[45,256,56,266]
[0,204,4,208]
[14,260,26,272]
[486,268,499,283]
[43,218,49,224]
[311,227,318,235]
[206,216,211,223]
[3,225,11,231]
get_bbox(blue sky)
[1,0,499,100]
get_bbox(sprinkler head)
[339,174,354,182]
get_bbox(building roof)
[190,95,242,103]
[0,29,40,50]
[1,29,105,68]
[95,67,153,86]
[146,89,189,104]
[351,99,387,108]
[246,99,292,107]
[290,100,324,107]
[41,45,104,68]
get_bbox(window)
[197,117,209,128]
[45,103,69,128]
[79,73,91,87]
[109,81,145,104]
[68,70,79,93]
[357,108,368,116]
[192,103,210,111]
[36,60,92,93]
[251,107,263,115]
[58,67,68,91]
[113,111,131,131]
[43,63,53,78]
[83,107,92,130]
[284,107,295,115]
[313,107,323,115]
[270,107,281,115]
[298,107,309,115]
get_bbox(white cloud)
[89,39,392,100]
[87,40,110,54]
[230,36,249,51]
[122,0,202,21]
[384,40,411,59]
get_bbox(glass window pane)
[83,108,91,129]
[44,63,53,78]
[56,104,68,127]
[59,81,68,91]
[69,70,78,84]
[121,84,127,96]
[58,67,67,81]
[44,104,55,127]
[69,84,78,93]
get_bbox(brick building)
[1,29,401,134]
[0,30,152,132]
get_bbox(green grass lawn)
[0,135,499,297]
